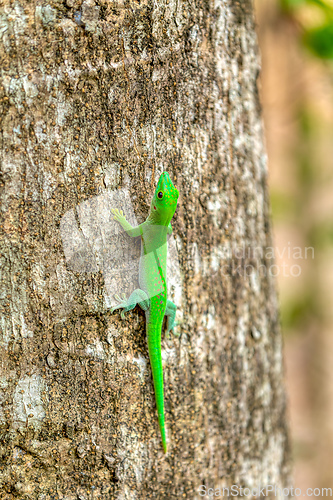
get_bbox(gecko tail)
[157,397,168,454]
[147,332,168,454]
[162,434,167,454]
[159,409,167,453]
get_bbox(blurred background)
[255,0,333,490]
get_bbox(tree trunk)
[0,0,291,498]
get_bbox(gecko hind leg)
[111,289,150,319]
[164,300,179,338]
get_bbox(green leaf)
[270,190,297,221]
[281,292,317,332]
[304,23,333,59]
[307,0,333,16]
[281,0,306,10]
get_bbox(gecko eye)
[157,191,163,199]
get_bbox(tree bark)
[0,0,291,498]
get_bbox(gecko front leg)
[111,208,146,237]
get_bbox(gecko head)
[151,172,179,224]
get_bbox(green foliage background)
[256,0,333,486]
[282,0,333,59]
[270,0,333,332]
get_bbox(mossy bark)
[0,0,291,498]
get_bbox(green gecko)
[111,172,179,453]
